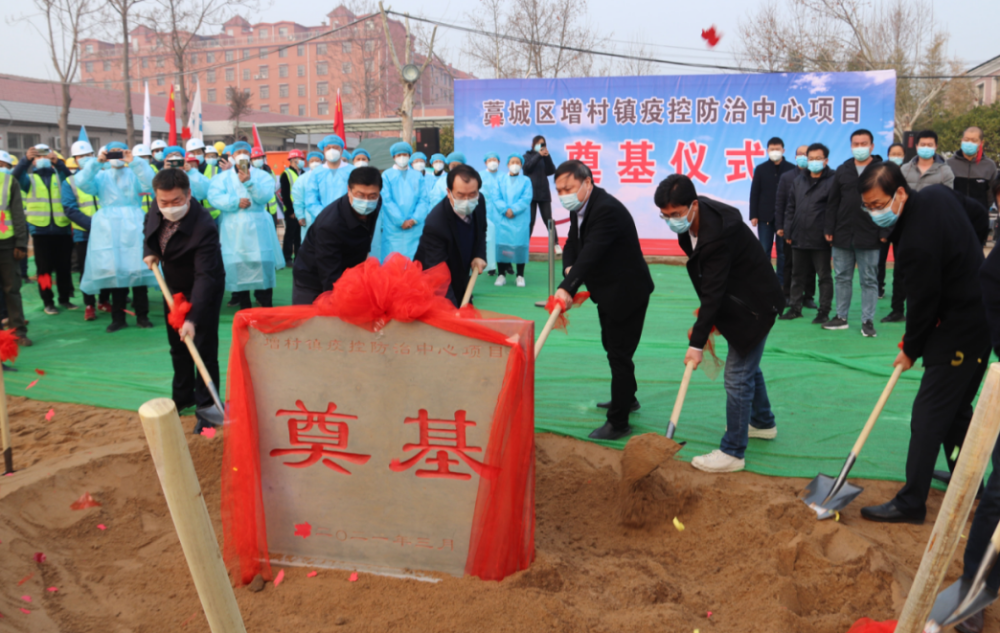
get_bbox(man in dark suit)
[142,168,226,433]
[554,160,654,440]
[749,136,795,286]
[857,163,990,525]
[657,174,785,473]
[414,164,487,307]
[292,167,383,305]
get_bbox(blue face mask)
[664,203,694,234]
[864,194,900,228]
[153,151,164,161]
[852,146,871,162]
[916,146,935,160]
[35,158,51,170]
[197,155,205,164]
[795,155,808,169]
[962,141,979,157]
[350,195,378,215]
[889,156,904,166]
[807,159,825,173]
[206,157,218,166]
[534,144,542,152]
[0,167,9,175]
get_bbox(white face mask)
[325,148,341,163]
[486,161,499,172]
[309,161,321,170]
[160,200,190,222]
[394,156,410,169]
[251,158,264,169]
[768,150,783,162]
[354,160,369,167]
[509,163,521,175]
[412,161,426,172]
[433,162,445,173]
[235,154,250,165]
[110,159,125,169]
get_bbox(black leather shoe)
[803,297,818,310]
[588,423,632,441]
[778,310,802,320]
[596,399,640,412]
[811,312,830,324]
[136,316,154,329]
[932,469,952,485]
[956,609,984,633]
[880,310,905,323]
[860,500,924,524]
[106,320,128,333]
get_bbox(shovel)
[460,268,479,308]
[534,303,563,359]
[927,520,1000,629]
[801,363,904,520]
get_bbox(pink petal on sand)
[19,608,30,614]
[32,552,46,563]
[26,380,38,390]
[97,524,106,530]
[274,569,285,587]
[307,571,318,578]
[20,596,31,603]
[45,409,54,421]
[349,572,358,582]
[200,427,216,439]
[46,587,58,593]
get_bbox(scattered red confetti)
[70,492,101,510]
[124,309,136,317]
[45,409,54,422]
[26,380,38,390]
[349,572,358,582]
[274,569,285,587]
[34,369,45,376]
[294,522,312,538]
[17,573,33,586]
[701,26,721,48]
[21,596,31,603]
[97,524,106,531]
[32,552,46,564]
[307,571,318,578]
[19,608,30,615]
[489,114,501,128]
[200,427,216,439]
[46,587,57,593]
[181,612,199,627]
[707,611,713,618]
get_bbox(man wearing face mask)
[162,146,210,201]
[523,136,557,254]
[857,163,990,525]
[185,138,207,168]
[902,130,955,191]
[75,142,158,332]
[493,154,533,287]
[429,154,447,180]
[293,166,383,305]
[12,143,76,315]
[657,174,785,472]
[150,139,168,170]
[280,149,306,265]
[62,140,105,322]
[415,164,488,307]
[207,141,285,310]
[781,143,835,323]
[775,144,817,309]
[199,144,221,222]
[0,150,30,346]
[250,147,280,224]
[143,168,226,433]
[428,152,467,208]
[749,137,795,286]
[948,127,998,210]
[352,149,371,168]
[410,152,428,177]
[380,142,429,260]
[479,152,502,275]
[295,151,325,237]
[305,135,353,234]
[554,160,654,440]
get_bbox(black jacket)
[414,193,488,307]
[774,167,803,230]
[522,150,555,202]
[979,242,1000,359]
[785,167,836,250]
[680,197,784,356]
[559,187,654,320]
[949,188,990,245]
[293,195,381,296]
[892,184,990,366]
[749,158,795,223]
[280,167,303,217]
[947,151,998,210]
[825,156,891,249]
[143,199,225,326]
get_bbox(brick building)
[969,53,1000,107]
[78,5,470,125]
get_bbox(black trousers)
[894,352,990,517]
[166,295,222,410]
[291,279,321,306]
[75,241,96,308]
[528,200,552,237]
[0,249,26,336]
[789,247,832,313]
[783,240,814,301]
[598,298,649,429]
[879,238,905,314]
[111,286,148,323]
[964,435,1000,591]
[282,215,302,263]
[497,263,525,277]
[232,289,273,310]
[33,234,74,306]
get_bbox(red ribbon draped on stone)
[543,291,590,332]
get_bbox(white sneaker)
[554,244,563,256]
[748,425,777,440]
[494,276,506,287]
[516,276,526,287]
[691,449,745,473]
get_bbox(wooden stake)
[460,268,479,308]
[0,370,12,474]
[895,362,1000,633]
[138,398,246,633]
[534,304,563,359]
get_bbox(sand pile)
[0,400,986,633]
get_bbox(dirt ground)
[0,397,989,633]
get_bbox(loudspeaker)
[415,128,440,156]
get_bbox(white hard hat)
[150,140,168,151]
[34,143,51,153]
[71,140,94,157]
[0,150,12,165]
[132,143,151,157]
[204,144,219,155]
[185,138,205,152]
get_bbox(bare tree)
[105,0,145,146]
[463,0,515,79]
[615,34,657,77]
[378,1,437,144]
[12,0,97,152]
[227,85,252,140]
[340,1,391,126]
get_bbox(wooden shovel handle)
[670,361,697,427]
[851,363,905,456]
[534,303,563,359]
[0,370,12,473]
[460,268,479,308]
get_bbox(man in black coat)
[554,160,654,440]
[781,143,835,323]
[414,164,487,307]
[775,145,816,307]
[823,129,891,336]
[657,174,785,474]
[142,168,226,433]
[522,135,557,242]
[857,164,990,525]
[292,167,383,305]
[749,136,795,286]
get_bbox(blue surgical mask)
[252,159,264,169]
[807,159,825,173]
[889,157,904,166]
[852,146,871,162]
[350,196,378,215]
[197,155,205,164]
[35,159,51,170]
[153,151,164,161]
[206,157,219,166]
[534,144,542,152]
[795,155,808,169]
[0,167,9,175]
[962,141,979,157]
[864,194,900,228]
[664,203,694,234]
[559,183,588,212]
[916,146,935,160]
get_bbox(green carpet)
[6,261,963,483]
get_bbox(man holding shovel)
[655,174,785,473]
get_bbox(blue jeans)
[757,220,784,287]
[720,335,774,459]
[832,246,879,323]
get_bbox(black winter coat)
[414,193,488,307]
[784,168,835,250]
[749,158,795,223]
[522,150,555,202]
[825,156,892,250]
[293,195,381,296]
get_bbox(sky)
[2,0,998,84]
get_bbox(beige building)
[969,53,1000,107]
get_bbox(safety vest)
[265,171,278,216]
[142,165,159,214]
[0,173,15,240]
[68,177,99,232]
[285,168,299,206]
[25,173,69,228]
[202,163,220,219]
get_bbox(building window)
[298,105,305,116]
[208,88,216,102]
[279,84,288,98]
[225,50,234,62]
[342,81,353,95]
[317,62,328,76]
[157,75,165,86]
[85,44,93,53]
[207,52,214,63]
[297,84,306,97]
[297,64,305,77]
[85,61,93,72]
[279,47,287,58]
[977,83,985,106]
[259,27,269,38]
[104,82,112,90]
[259,65,269,78]
[364,40,374,52]
[260,85,269,99]
[244,87,250,97]
[317,102,329,115]
[344,102,353,115]
[207,69,216,83]
[342,62,352,74]
[280,103,289,114]
[243,49,251,59]
[317,43,327,55]
[190,53,198,65]
[364,59,373,72]
[243,69,250,81]
[366,20,375,30]
[279,64,288,78]
[260,104,269,112]
[157,57,164,68]
[9,132,41,151]
[225,67,235,81]
[279,26,288,37]
[316,81,328,96]
[260,48,268,59]
[141,58,149,68]
[342,42,352,54]
[227,28,233,36]
[297,45,304,56]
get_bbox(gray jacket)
[902,155,954,191]
[947,151,998,210]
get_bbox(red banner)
[165,85,177,146]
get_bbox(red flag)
[252,124,262,151]
[333,90,346,143]
[165,85,177,146]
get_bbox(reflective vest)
[265,171,278,216]
[142,165,159,214]
[202,163,220,219]
[284,168,299,207]
[25,173,69,228]
[68,177,99,232]
[0,173,14,240]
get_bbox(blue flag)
[77,125,89,144]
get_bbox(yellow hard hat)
[10,156,18,166]
[54,151,65,161]
[66,157,78,169]
[214,141,226,154]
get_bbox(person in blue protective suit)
[380,141,429,260]
[62,140,106,322]
[428,151,467,208]
[479,152,502,275]
[75,142,158,332]
[207,141,285,310]
[493,153,533,287]
[295,151,324,238]
[429,153,447,180]
[342,149,353,164]
[161,146,210,200]
[305,134,353,235]
[410,152,428,178]
[352,149,371,168]
[349,149,378,256]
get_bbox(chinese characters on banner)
[459,72,896,252]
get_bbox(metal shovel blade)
[927,578,998,628]
[800,473,864,518]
